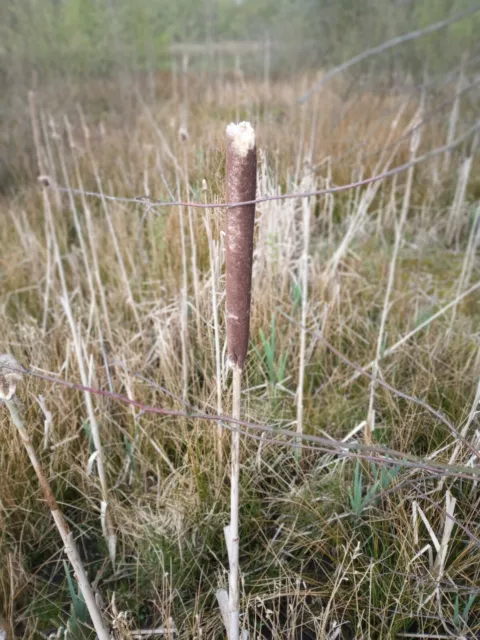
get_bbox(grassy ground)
[0,69,480,639]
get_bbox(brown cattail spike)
[225,122,257,371]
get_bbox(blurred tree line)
[0,0,479,81]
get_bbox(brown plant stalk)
[221,122,257,640]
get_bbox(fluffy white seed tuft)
[226,122,255,158]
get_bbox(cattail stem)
[227,367,242,640]
[223,121,257,640]
[3,392,110,640]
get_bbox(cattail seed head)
[225,122,257,371]
[0,354,24,401]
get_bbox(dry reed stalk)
[0,356,111,640]
[182,53,189,133]
[79,116,141,329]
[61,301,117,566]
[28,91,46,177]
[221,121,257,640]
[76,106,114,342]
[457,203,480,294]
[447,200,480,336]
[171,56,178,103]
[366,110,421,444]
[28,93,54,333]
[30,102,117,567]
[325,102,406,282]
[181,135,202,343]
[443,54,465,174]
[263,34,271,102]
[40,113,62,211]
[59,118,103,329]
[296,178,314,458]
[445,135,476,247]
[345,279,480,388]
[203,180,224,461]
[175,171,190,403]
[234,56,243,123]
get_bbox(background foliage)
[1,0,480,80]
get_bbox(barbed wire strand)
[44,120,479,211]
[298,3,480,103]
[2,359,479,483]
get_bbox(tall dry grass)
[0,68,479,638]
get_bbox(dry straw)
[0,355,111,640]
[29,93,116,565]
[219,122,257,640]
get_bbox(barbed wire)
[43,120,479,211]
[298,3,480,103]
[8,74,480,506]
[3,348,479,483]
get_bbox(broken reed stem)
[223,121,257,640]
[1,363,110,640]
